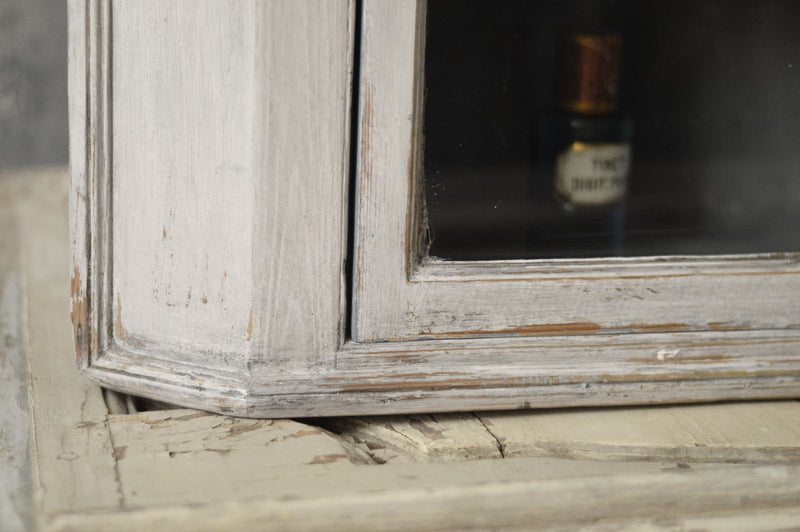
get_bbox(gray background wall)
[0,0,68,170]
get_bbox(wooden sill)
[4,167,800,531]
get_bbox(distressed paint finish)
[352,0,800,342]
[67,0,90,368]
[69,0,800,417]
[248,0,355,372]
[479,402,800,463]
[14,169,122,525]
[70,0,357,409]
[112,1,257,367]
[326,402,800,465]
[9,168,800,530]
[107,410,372,509]
[0,182,32,532]
[323,413,504,463]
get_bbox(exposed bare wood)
[323,413,502,463]
[323,401,800,465]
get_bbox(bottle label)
[555,142,631,206]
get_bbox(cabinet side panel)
[112,1,256,367]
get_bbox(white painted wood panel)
[112,1,256,367]
[352,0,800,342]
[248,0,355,372]
[69,0,800,416]
[71,0,356,409]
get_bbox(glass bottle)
[531,31,633,258]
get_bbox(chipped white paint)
[107,410,372,508]
[353,0,800,342]
[8,168,800,530]
[112,1,257,366]
[68,0,800,417]
[325,403,800,465]
[656,348,681,361]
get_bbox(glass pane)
[423,0,800,260]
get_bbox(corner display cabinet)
[69,0,800,417]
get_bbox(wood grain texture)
[249,0,355,372]
[478,401,800,463]
[110,0,356,371]
[352,0,800,342]
[0,177,33,532]
[89,324,800,418]
[13,169,121,525]
[43,457,800,531]
[70,0,360,413]
[8,170,800,531]
[67,0,92,370]
[323,413,502,463]
[322,401,800,465]
[68,0,800,417]
[112,0,258,368]
[107,409,372,509]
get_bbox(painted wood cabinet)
[69,0,800,417]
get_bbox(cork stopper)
[555,32,622,114]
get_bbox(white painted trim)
[69,0,800,418]
[352,0,800,343]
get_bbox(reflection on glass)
[423,0,800,260]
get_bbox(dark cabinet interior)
[423,0,800,260]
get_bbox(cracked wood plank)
[477,401,800,463]
[107,409,372,508]
[12,168,121,523]
[323,413,503,463]
[10,169,800,530]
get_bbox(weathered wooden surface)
[107,410,372,509]
[326,402,800,465]
[75,0,355,373]
[10,168,121,529]
[480,402,800,463]
[42,459,800,532]
[353,0,800,342]
[63,0,800,418]
[112,0,259,368]
[5,166,800,531]
[323,413,503,463]
[0,175,33,532]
